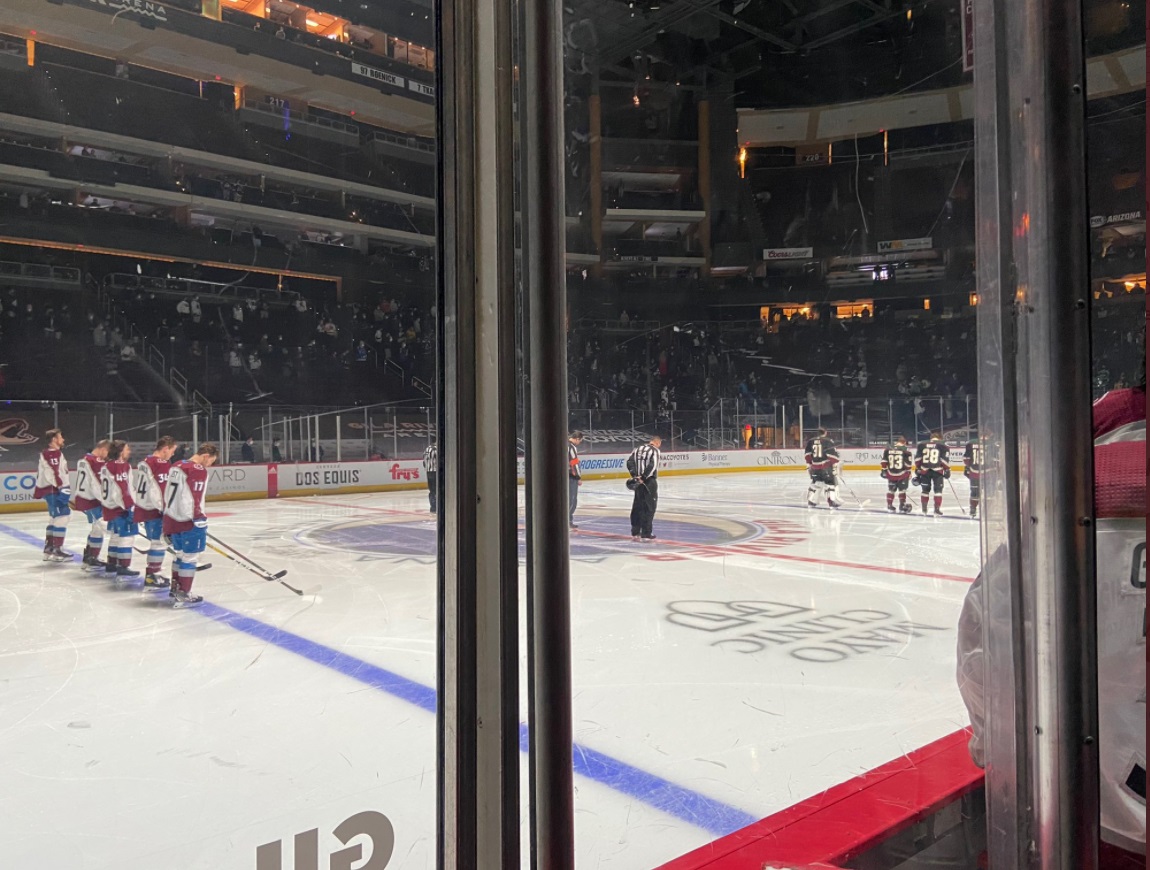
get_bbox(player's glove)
[943,466,951,479]
[59,486,72,497]
[880,469,889,480]
[193,518,208,530]
[963,468,971,478]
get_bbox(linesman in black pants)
[626,435,662,541]
[423,437,438,514]
[568,430,584,529]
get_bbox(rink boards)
[0,448,891,513]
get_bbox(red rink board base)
[654,728,983,870]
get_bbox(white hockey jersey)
[957,389,1146,852]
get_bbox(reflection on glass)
[552,0,1144,866]
[0,0,438,866]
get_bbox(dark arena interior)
[0,0,1144,867]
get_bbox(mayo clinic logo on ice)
[257,810,395,870]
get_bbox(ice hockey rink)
[0,469,980,870]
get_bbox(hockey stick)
[945,476,968,516]
[835,466,871,509]
[206,541,303,595]
[206,533,303,596]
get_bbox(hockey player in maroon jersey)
[880,435,915,513]
[73,439,110,569]
[163,443,219,608]
[804,428,842,508]
[99,440,139,578]
[913,433,950,516]
[135,435,179,589]
[963,440,982,519]
[33,428,71,562]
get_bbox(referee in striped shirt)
[626,435,662,541]
[423,437,438,514]
[568,431,584,529]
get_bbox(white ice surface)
[0,471,979,869]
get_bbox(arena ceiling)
[565,0,1145,109]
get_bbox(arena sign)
[763,247,814,261]
[350,62,406,89]
[877,236,933,253]
[0,449,899,512]
[85,0,169,21]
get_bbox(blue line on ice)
[0,520,758,837]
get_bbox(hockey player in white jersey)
[135,435,179,588]
[73,439,110,569]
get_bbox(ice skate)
[115,566,141,580]
[887,504,896,513]
[81,554,106,571]
[170,589,204,609]
[143,572,169,590]
[46,547,71,563]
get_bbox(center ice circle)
[301,512,762,559]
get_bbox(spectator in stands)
[228,347,242,377]
[271,438,283,463]
[241,437,256,464]
[93,322,107,348]
[177,298,191,317]
[190,296,202,318]
[232,303,244,326]
[120,342,137,363]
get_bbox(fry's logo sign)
[389,464,421,481]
